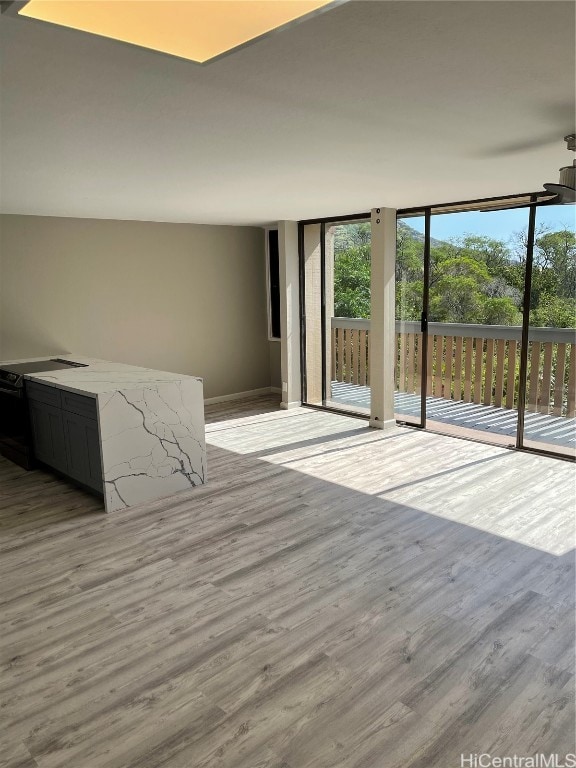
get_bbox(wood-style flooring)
[1,395,575,768]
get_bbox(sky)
[404,204,575,244]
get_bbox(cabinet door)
[62,413,103,492]
[28,400,68,473]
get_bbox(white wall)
[0,214,271,398]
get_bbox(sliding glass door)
[425,206,529,446]
[522,203,576,458]
[327,219,371,414]
[407,199,574,458]
[300,197,574,460]
[395,212,426,426]
[301,216,371,415]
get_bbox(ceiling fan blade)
[543,183,576,203]
[478,134,561,158]
[536,103,576,128]
[478,102,575,157]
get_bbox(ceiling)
[0,1,574,226]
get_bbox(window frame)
[265,227,281,342]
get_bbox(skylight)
[18,0,342,64]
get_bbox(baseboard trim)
[204,387,277,405]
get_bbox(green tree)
[334,222,371,254]
[482,297,522,325]
[333,221,575,329]
[532,229,576,312]
[530,294,576,327]
[429,249,491,323]
[333,244,371,318]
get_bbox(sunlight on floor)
[206,406,576,557]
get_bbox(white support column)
[370,207,397,429]
[303,224,322,404]
[278,220,301,409]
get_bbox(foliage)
[333,223,371,318]
[333,245,371,319]
[333,221,576,328]
[530,294,576,328]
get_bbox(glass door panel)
[325,220,371,415]
[522,203,576,458]
[427,207,529,446]
[396,213,426,426]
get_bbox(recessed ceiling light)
[15,0,345,64]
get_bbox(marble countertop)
[4,355,202,398]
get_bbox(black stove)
[0,358,87,388]
[0,358,88,468]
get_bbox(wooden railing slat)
[355,328,361,385]
[414,334,421,395]
[341,328,348,384]
[453,337,463,402]
[347,328,355,384]
[407,333,415,393]
[366,331,370,387]
[398,333,407,393]
[331,327,337,382]
[506,340,517,410]
[443,336,453,400]
[538,342,553,414]
[341,328,344,382]
[553,343,567,416]
[350,329,358,385]
[393,334,398,390]
[483,338,495,406]
[433,336,443,397]
[348,328,354,385]
[426,335,434,396]
[334,328,338,382]
[567,345,576,418]
[341,328,345,383]
[359,330,366,386]
[463,338,473,402]
[333,328,338,382]
[473,338,483,404]
[527,341,541,412]
[494,338,505,408]
[340,328,345,383]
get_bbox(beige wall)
[269,341,281,389]
[0,215,271,399]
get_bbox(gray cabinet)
[29,400,68,473]
[27,382,103,494]
[62,411,102,491]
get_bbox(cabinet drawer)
[61,391,98,420]
[26,381,62,408]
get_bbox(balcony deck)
[330,381,576,451]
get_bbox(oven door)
[0,384,32,468]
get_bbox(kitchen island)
[4,356,206,513]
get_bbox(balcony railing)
[331,318,576,417]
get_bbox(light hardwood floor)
[1,396,575,768]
